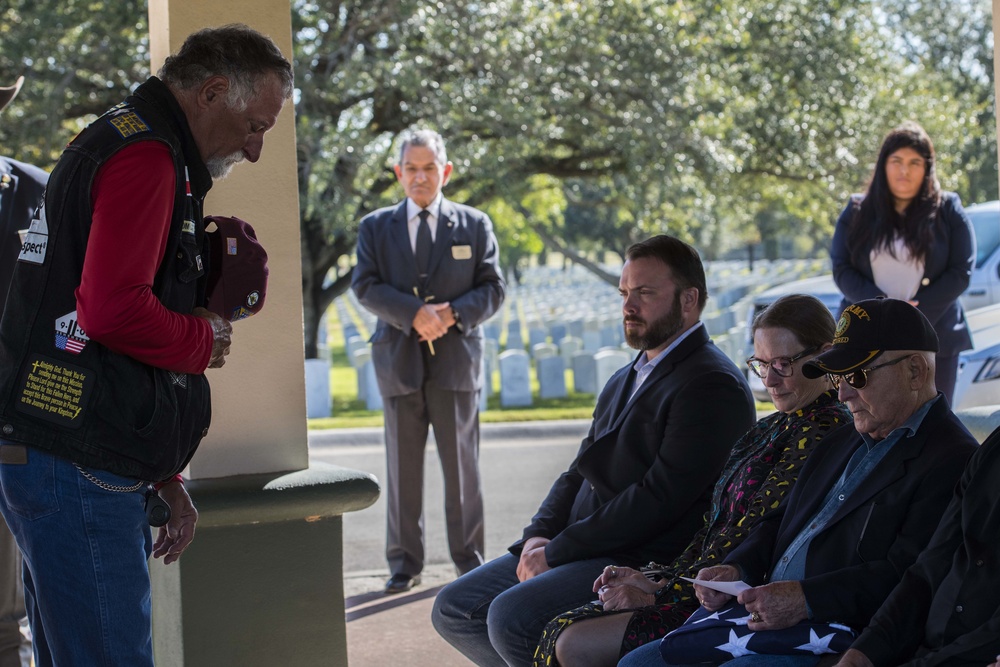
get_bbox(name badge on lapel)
[452,245,472,260]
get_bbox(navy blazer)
[726,396,977,630]
[830,192,975,356]
[352,197,505,397]
[0,157,48,306]
[513,325,756,568]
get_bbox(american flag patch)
[54,311,90,355]
[55,333,86,354]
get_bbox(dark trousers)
[383,383,484,576]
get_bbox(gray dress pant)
[383,383,484,576]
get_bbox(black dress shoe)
[384,573,420,594]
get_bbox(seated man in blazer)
[432,235,756,667]
[627,298,978,667]
[834,426,1000,666]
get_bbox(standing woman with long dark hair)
[830,121,975,403]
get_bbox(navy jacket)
[831,192,975,356]
[726,397,977,630]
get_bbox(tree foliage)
[0,0,994,356]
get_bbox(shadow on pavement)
[346,584,446,622]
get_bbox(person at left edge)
[0,25,292,667]
[0,74,48,667]
[352,128,505,594]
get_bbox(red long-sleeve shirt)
[75,140,213,374]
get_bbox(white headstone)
[582,330,602,352]
[559,336,583,364]
[595,349,632,396]
[304,358,331,419]
[537,356,567,399]
[346,335,368,367]
[352,348,372,398]
[499,349,532,407]
[528,326,548,348]
[572,351,598,394]
[483,338,500,396]
[363,360,384,411]
[532,342,558,361]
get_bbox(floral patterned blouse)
[533,390,853,666]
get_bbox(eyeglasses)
[828,354,912,390]
[746,347,817,379]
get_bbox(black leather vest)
[0,78,213,481]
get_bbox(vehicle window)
[969,208,1000,267]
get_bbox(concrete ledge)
[152,462,380,666]
[185,461,380,528]
[955,406,1000,444]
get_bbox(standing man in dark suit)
[352,129,505,594]
[432,235,755,666]
[0,75,48,667]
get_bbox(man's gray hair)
[158,23,293,112]
[398,129,448,166]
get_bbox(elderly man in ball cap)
[0,74,48,667]
[622,298,980,667]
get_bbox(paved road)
[308,420,591,666]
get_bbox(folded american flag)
[659,600,856,664]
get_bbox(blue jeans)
[618,640,667,667]
[618,642,823,667]
[432,552,614,666]
[0,444,153,667]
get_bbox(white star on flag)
[796,628,839,654]
[716,629,757,658]
[691,610,726,625]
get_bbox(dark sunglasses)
[746,346,817,379]
[828,354,912,390]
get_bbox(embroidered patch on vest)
[17,205,48,265]
[14,354,94,428]
[54,311,90,355]
[108,109,151,139]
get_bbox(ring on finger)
[750,611,761,623]
[610,565,618,576]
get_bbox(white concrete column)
[144,7,380,667]
[148,0,308,478]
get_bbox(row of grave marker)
[313,258,828,416]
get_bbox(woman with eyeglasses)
[830,121,974,404]
[532,294,852,667]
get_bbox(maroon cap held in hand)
[205,215,269,322]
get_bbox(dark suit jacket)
[852,425,1000,667]
[513,325,756,568]
[726,396,977,630]
[831,192,974,355]
[352,197,505,397]
[0,157,48,306]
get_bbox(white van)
[960,200,1000,311]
